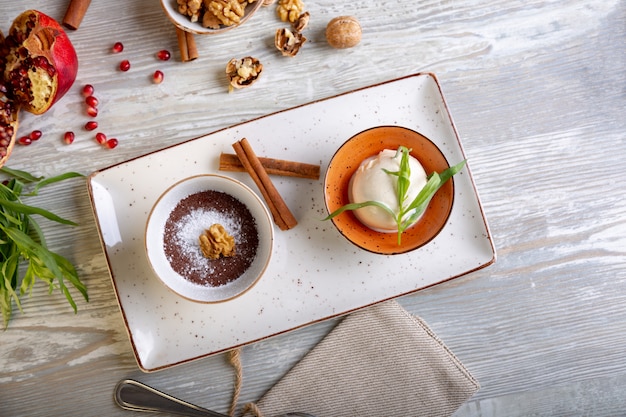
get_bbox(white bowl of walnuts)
[161,0,264,35]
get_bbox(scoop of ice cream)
[348,149,427,232]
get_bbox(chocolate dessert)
[163,190,259,287]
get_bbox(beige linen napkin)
[243,300,479,417]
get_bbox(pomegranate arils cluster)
[82,84,99,117]
[17,129,43,146]
[94,132,117,149]
[0,98,17,158]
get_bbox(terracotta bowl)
[324,126,455,255]
[145,174,273,303]
[160,0,263,35]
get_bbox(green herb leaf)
[0,168,87,329]
[0,166,43,183]
[323,200,396,221]
[0,199,78,226]
[27,171,84,196]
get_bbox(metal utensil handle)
[114,379,228,417]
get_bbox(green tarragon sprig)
[324,146,466,245]
[0,166,87,329]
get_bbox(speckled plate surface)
[87,73,496,372]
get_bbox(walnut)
[262,0,276,5]
[226,56,263,91]
[275,28,306,57]
[292,11,309,32]
[276,0,304,23]
[178,0,203,23]
[325,15,362,49]
[201,5,222,29]
[207,0,246,26]
[199,224,236,259]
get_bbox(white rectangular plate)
[88,73,496,372]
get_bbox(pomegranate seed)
[63,131,75,145]
[112,42,124,53]
[82,84,94,97]
[119,60,131,72]
[29,130,42,140]
[85,121,98,131]
[156,50,171,61]
[105,138,119,149]
[95,132,107,144]
[86,106,98,117]
[85,95,99,107]
[153,70,164,84]
[18,136,32,145]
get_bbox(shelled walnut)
[226,56,263,91]
[177,0,203,23]
[199,224,236,259]
[207,0,245,26]
[276,0,304,23]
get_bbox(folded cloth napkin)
[244,300,479,417]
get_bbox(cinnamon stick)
[219,152,320,180]
[176,28,198,62]
[62,0,92,30]
[232,138,298,231]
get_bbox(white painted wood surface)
[1,0,624,416]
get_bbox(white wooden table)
[1,0,625,416]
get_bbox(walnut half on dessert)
[199,223,236,259]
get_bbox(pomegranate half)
[2,10,78,115]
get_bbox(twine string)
[227,348,263,417]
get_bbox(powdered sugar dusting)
[163,190,259,287]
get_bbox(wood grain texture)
[0,0,624,416]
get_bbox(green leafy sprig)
[0,166,87,329]
[324,146,466,245]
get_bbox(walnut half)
[178,0,203,23]
[225,56,263,91]
[276,0,304,23]
[207,0,246,27]
[274,11,309,57]
[275,28,306,57]
[199,224,236,259]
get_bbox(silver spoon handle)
[114,379,228,417]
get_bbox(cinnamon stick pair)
[219,153,320,180]
[176,28,198,62]
[232,139,298,231]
